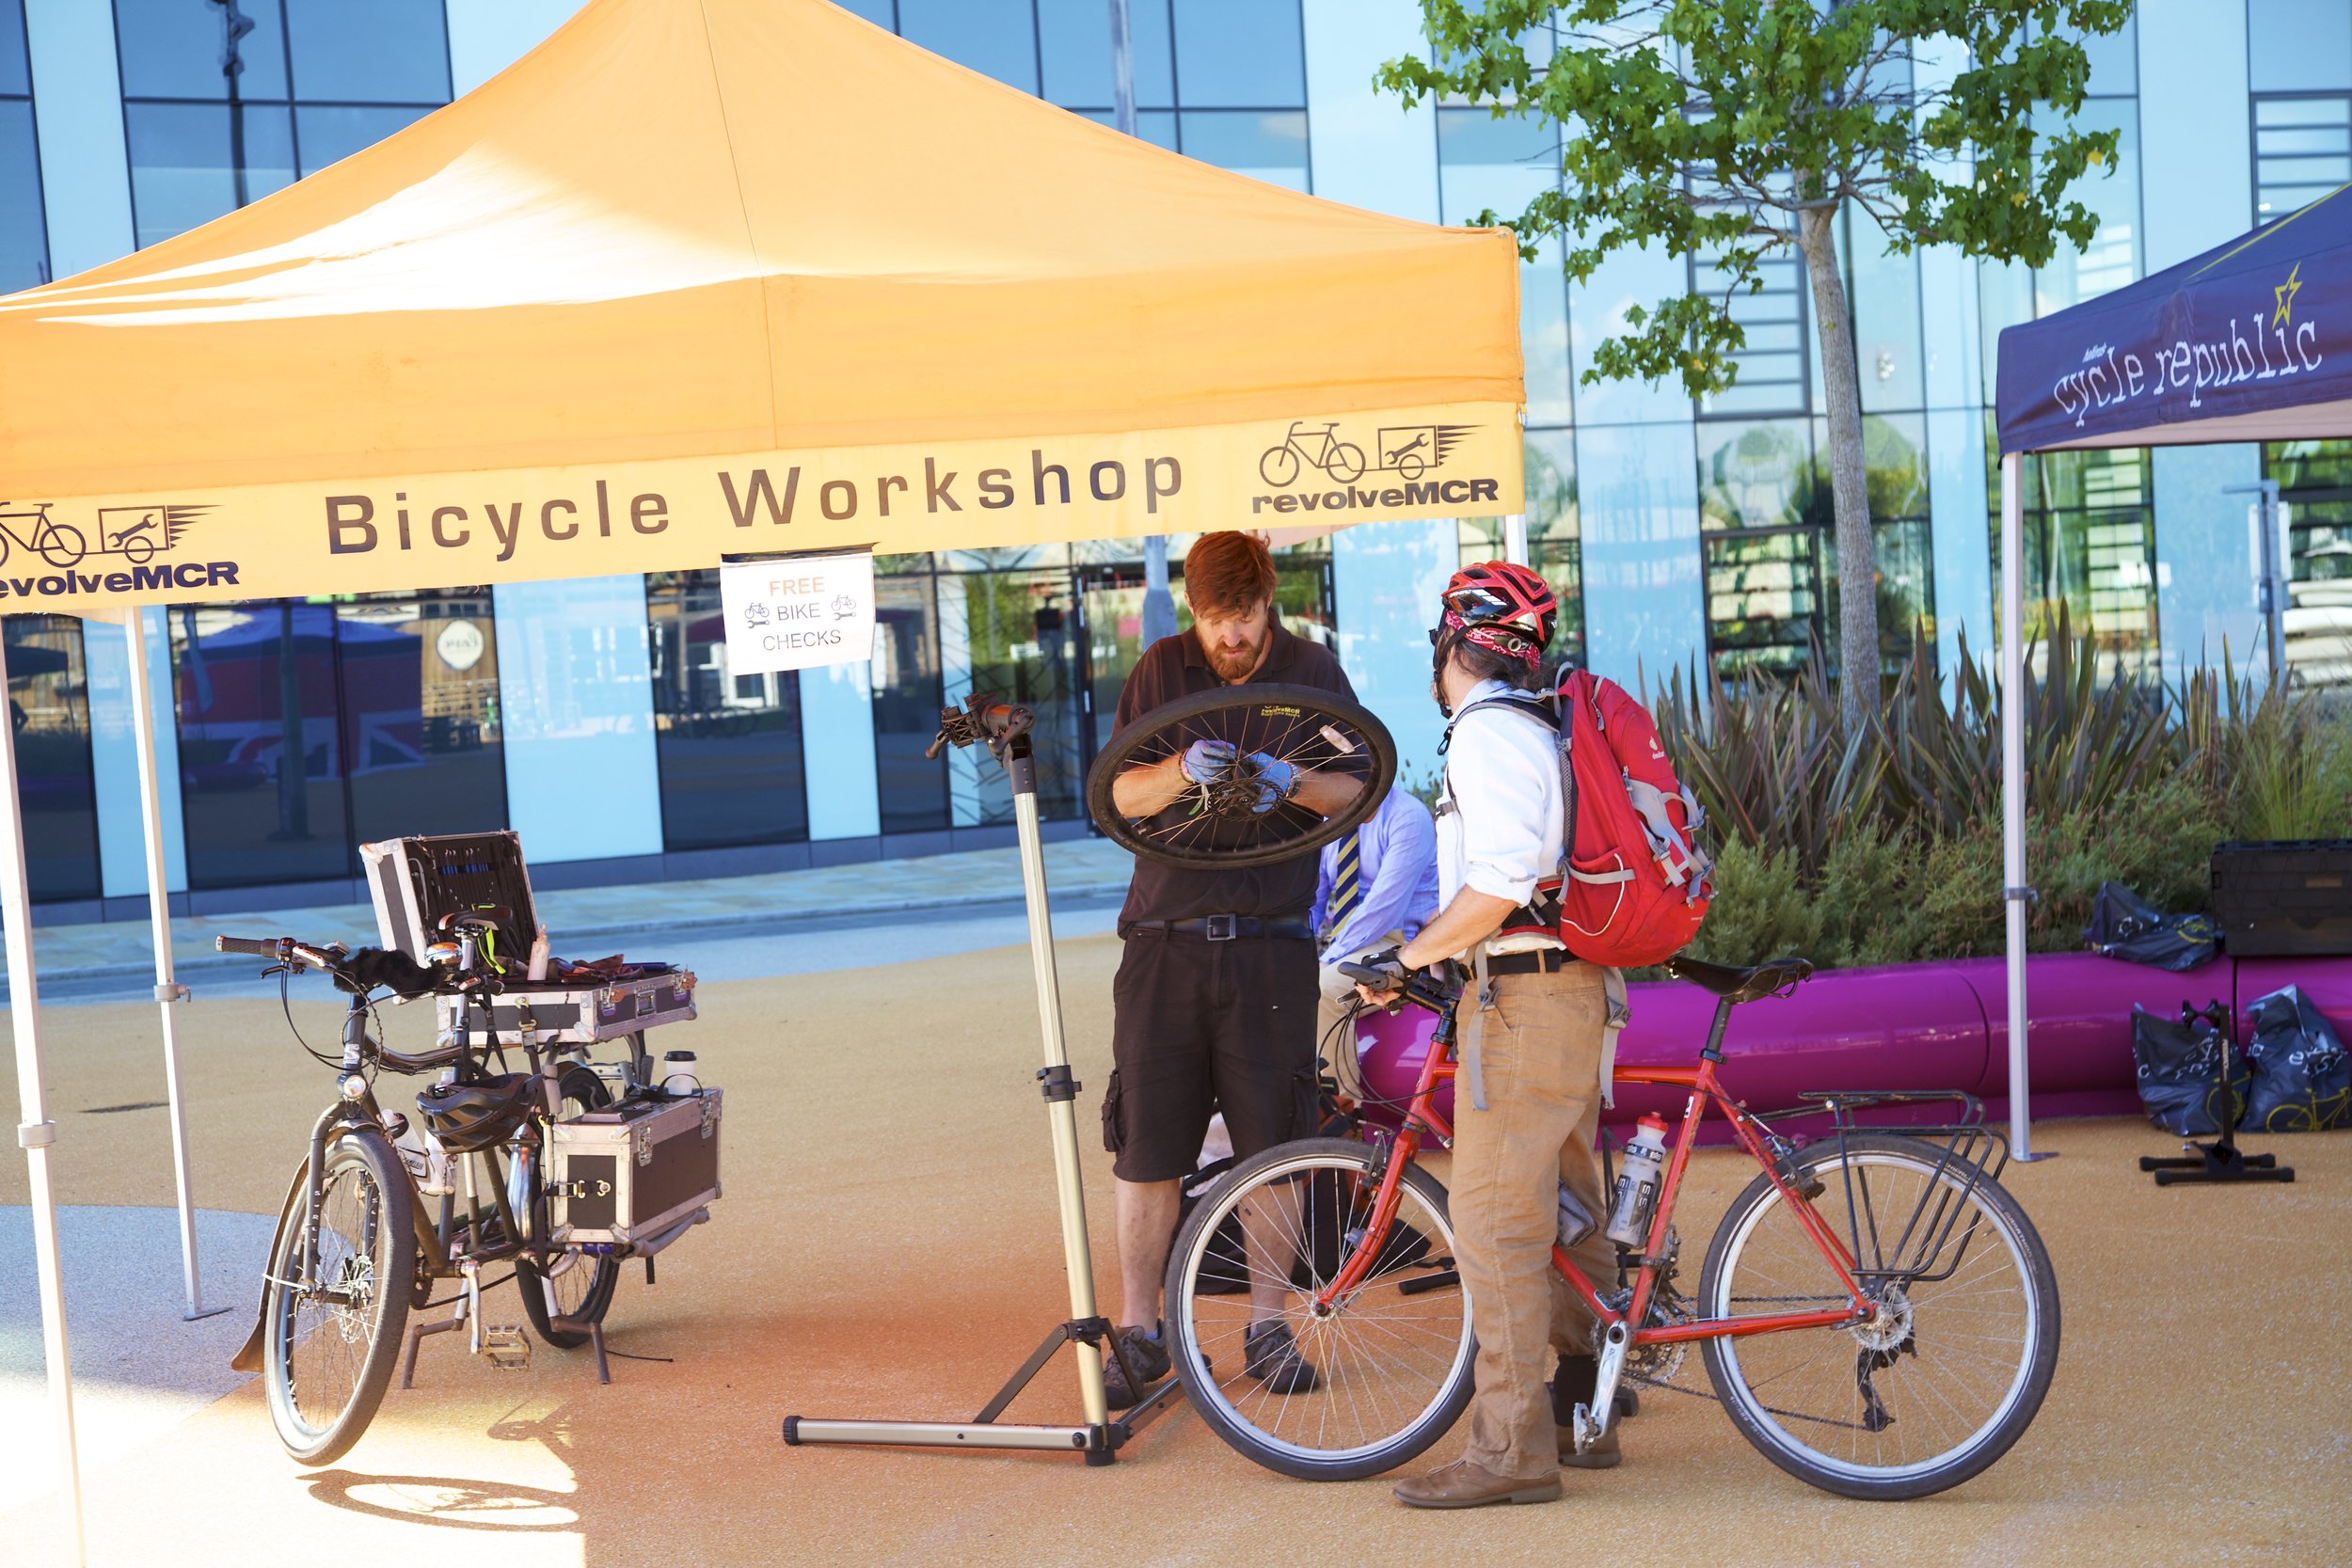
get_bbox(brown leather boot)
[1391,1459,1562,1509]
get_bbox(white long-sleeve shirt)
[1436,678,1565,958]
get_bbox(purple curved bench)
[1355,953,2352,1145]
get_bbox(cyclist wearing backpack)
[1360,562,1627,1510]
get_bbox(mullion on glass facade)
[2262,439,2352,685]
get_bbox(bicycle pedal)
[480,1325,532,1370]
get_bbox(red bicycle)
[1161,955,2059,1497]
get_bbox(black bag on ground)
[2242,987,2352,1132]
[2131,1006,2248,1135]
[2086,881,2222,973]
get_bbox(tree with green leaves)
[1382,0,2133,724]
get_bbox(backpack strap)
[1441,690,1575,891]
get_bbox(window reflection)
[2264,439,2352,687]
[170,601,351,889]
[1175,109,1308,189]
[645,572,809,849]
[337,588,505,847]
[168,590,504,892]
[1170,0,1305,108]
[899,0,1039,93]
[1701,417,1936,678]
[6,617,101,901]
[0,0,43,293]
[1992,448,2161,684]
[117,0,451,248]
[873,557,949,833]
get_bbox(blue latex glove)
[1179,737,1239,785]
[1243,752,1298,813]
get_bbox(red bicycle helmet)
[1432,561,1556,669]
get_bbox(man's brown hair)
[1183,531,1279,616]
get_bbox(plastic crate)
[2210,840,2352,958]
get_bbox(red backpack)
[1447,670,1713,968]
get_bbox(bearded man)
[1095,530,1359,1405]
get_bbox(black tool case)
[2211,840,2352,958]
[547,1090,724,1245]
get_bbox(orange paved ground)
[5,933,2349,1567]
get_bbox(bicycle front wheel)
[262,1130,415,1465]
[1698,1132,2059,1500]
[1164,1137,1474,1481]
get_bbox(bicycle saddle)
[1666,955,1813,1005]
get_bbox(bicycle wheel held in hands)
[1084,683,1395,869]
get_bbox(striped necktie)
[1324,830,1364,944]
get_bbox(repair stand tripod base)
[781,707,1181,1465]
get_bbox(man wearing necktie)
[1308,784,1439,1101]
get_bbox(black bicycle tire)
[1697,1132,2060,1501]
[1163,1137,1474,1481]
[1084,683,1396,869]
[262,1129,414,1466]
[516,1064,622,1349]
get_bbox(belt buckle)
[1204,914,1238,942]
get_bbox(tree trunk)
[1796,204,1880,730]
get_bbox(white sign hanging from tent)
[719,550,876,673]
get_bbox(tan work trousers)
[1447,959,1615,1480]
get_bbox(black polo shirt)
[1112,620,1357,926]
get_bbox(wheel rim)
[1708,1151,2041,1482]
[277,1158,394,1440]
[1086,685,1393,869]
[1173,1151,1471,1466]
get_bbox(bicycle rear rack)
[1756,1091,2009,1289]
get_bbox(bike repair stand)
[2139,1000,2295,1186]
[783,695,1181,1464]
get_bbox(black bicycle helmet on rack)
[415,1072,535,1153]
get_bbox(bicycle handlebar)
[215,935,283,958]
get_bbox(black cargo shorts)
[1102,927,1319,1183]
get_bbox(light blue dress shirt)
[1310,784,1441,967]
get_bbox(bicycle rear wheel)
[1698,1132,2059,1499]
[1163,1137,1473,1481]
[262,1130,414,1465]
[517,1064,621,1349]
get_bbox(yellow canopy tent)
[0,0,1520,611]
[1,1,1522,1548]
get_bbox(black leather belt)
[1126,916,1314,942]
[1484,947,1575,975]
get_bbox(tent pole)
[1,628,89,1566]
[123,610,217,1320]
[1502,512,1529,566]
[1999,451,2036,1160]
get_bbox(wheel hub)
[1851,1285,1915,1354]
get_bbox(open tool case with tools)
[362,831,723,1272]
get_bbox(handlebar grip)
[1336,960,1395,985]
[215,935,283,958]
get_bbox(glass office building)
[8,0,2344,917]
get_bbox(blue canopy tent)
[1993,182,2351,1154]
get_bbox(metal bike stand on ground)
[783,696,1181,1464]
[2139,1001,2295,1187]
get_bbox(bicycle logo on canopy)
[1257,421,1478,487]
[0,501,203,570]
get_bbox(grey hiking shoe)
[1244,1320,1321,1394]
[1101,1324,1170,1409]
